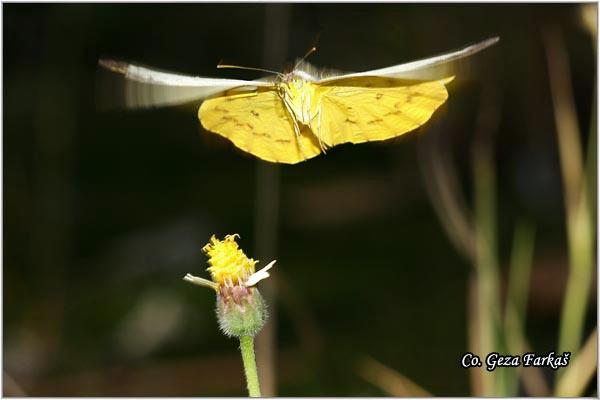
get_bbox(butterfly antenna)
[293,46,317,71]
[217,62,283,77]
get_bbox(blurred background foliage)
[3,3,597,396]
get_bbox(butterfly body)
[199,74,325,164]
[200,70,456,163]
[100,37,499,164]
[278,75,318,127]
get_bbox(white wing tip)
[99,59,130,75]
[471,37,500,51]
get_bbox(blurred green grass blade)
[506,221,536,327]
[356,356,432,397]
[555,328,597,396]
[543,26,595,358]
[473,146,503,395]
[503,221,536,396]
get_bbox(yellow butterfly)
[100,37,498,164]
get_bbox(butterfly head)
[277,74,306,98]
[274,74,316,127]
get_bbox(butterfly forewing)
[316,37,498,83]
[98,59,275,109]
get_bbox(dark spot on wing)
[251,110,259,117]
[275,139,291,143]
[367,118,383,125]
[214,105,229,113]
[376,93,383,100]
[222,115,245,128]
[409,90,445,101]
[384,110,403,117]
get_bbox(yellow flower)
[203,234,256,286]
[184,234,275,291]
[183,233,275,338]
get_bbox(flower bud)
[216,284,267,338]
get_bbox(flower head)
[183,233,275,338]
[203,234,257,286]
[185,234,275,291]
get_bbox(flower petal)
[183,273,218,290]
[245,260,276,286]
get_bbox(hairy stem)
[240,335,261,397]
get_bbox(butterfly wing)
[311,76,453,146]
[316,37,498,82]
[99,59,274,108]
[199,88,321,164]
[308,39,496,146]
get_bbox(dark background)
[3,3,597,396]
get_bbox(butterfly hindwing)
[311,77,454,146]
[199,88,322,164]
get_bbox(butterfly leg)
[292,119,308,159]
[311,105,327,153]
[281,99,307,160]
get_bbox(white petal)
[245,260,276,286]
[183,273,218,290]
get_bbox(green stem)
[240,335,261,397]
